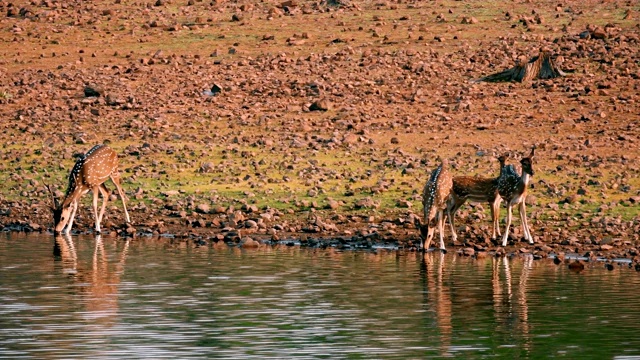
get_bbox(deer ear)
[529,145,536,159]
[413,215,422,229]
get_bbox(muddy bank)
[2,203,639,268]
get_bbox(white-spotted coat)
[496,147,536,246]
[53,144,131,234]
[418,159,454,250]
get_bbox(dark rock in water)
[125,225,136,236]
[605,263,614,271]
[462,247,475,256]
[568,261,584,271]
[240,237,259,248]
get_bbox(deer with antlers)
[414,159,454,251]
[446,154,509,241]
[497,146,536,246]
[48,144,131,235]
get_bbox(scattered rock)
[204,84,222,96]
[196,203,210,214]
[84,85,103,97]
[240,237,260,248]
[460,16,478,24]
[309,99,330,111]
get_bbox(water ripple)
[1,235,640,359]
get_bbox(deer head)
[498,153,509,166]
[520,146,536,176]
[46,184,73,234]
[53,200,75,234]
[413,216,429,242]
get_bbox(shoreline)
[2,211,639,268]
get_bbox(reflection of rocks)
[240,237,260,248]
[568,261,585,272]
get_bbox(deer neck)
[520,172,531,188]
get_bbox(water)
[1,233,640,359]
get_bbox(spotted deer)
[48,144,131,234]
[497,146,536,246]
[447,154,509,241]
[414,159,454,251]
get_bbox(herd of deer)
[46,144,535,251]
[414,146,536,251]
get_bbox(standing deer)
[48,144,131,235]
[414,159,454,251]
[497,146,536,246]
[447,154,509,241]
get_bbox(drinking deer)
[447,154,508,241]
[48,144,131,235]
[497,146,536,246]
[414,159,454,251]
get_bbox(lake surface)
[1,233,639,359]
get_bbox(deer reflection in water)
[420,251,453,357]
[53,235,130,326]
[492,255,533,352]
[416,252,534,356]
[53,233,78,277]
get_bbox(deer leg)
[64,201,78,235]
[446,197,460,242]
[491,197,501,239]
[92,187,102,233]
[111,173,131,223]
[496,198,502,236]
[519,201,533,244]
[97,184,109,224]
[437,210,446,250]
[501,204,513,246]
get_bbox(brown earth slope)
[0,0,638,262]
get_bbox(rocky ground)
[0,0,638,264]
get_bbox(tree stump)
[476,51,566,83]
